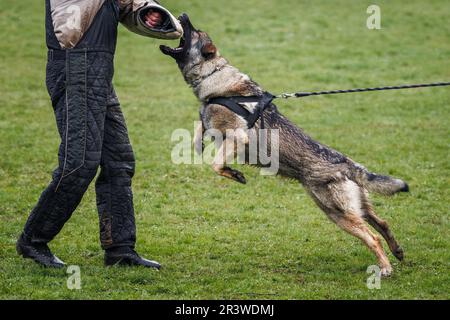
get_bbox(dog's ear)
[201,43,217,59]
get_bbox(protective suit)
[22,0,181,251]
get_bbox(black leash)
[275,82,450,99]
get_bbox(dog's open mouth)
[160,36,186,55]
[160,13,193,58]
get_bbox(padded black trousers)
[23,49,136,249]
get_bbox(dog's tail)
[349,162,409,196]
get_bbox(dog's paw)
[232,170,247,184]
[393,246,404,261]
[223,167,247,184]
[380,266,393,277]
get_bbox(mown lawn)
[0,0,448,299]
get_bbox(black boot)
[16,233,65,268]
[105,247,161,269]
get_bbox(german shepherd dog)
[161,14,409,276]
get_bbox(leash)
[274,82,450,99]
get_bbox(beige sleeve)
[118,0,183,40]
[50,0,105,49]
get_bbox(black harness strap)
[208,92,275,129]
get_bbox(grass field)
[0,0,449,300]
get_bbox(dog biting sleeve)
[118,0,183,40]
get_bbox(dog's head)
[160,14,220,80]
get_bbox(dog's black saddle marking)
[207,92,275,129]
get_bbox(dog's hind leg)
[329,210,393,277]
[212,132,248,184]
[361,196,404,261]
[309,181,393,276]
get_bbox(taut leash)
[275,82,450,99]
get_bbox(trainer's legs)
[96,87,136,249]
[22,52,111,244]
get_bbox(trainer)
[16,0,182,269]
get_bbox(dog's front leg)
[193,121,204,155]
[212,133,247,184]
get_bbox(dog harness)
[207,92,275,129]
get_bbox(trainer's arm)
[119,0,183,39]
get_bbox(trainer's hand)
[144,10,163,28]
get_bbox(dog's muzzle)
[160,14,193,59]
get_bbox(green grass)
[0,0,449,300]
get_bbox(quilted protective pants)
[23,49,137,249]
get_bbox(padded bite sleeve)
[119,0,183,40]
